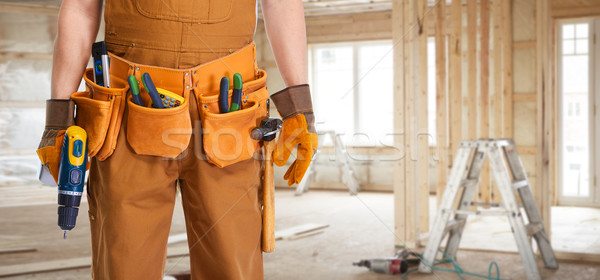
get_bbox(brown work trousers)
[86,70,264,279]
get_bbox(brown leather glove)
[271,84,318,186]
[38,99,75,148]
[36,99,75,183]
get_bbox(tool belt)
[70,42,269,167]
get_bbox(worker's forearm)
[261,0,307,87]
[51,0,102,99]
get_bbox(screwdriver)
[128,75,144,107]
[142,73,165,109]
[219,77,229,113]
[230,73,243,112]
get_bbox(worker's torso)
[104,0,257,68]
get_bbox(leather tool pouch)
[71,42,265,164]
[126,88,192,158]
[70,68,127,161]
[197,69,269,168]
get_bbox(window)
[562,23,588,56]
[570,163,581,171]
[310,39,438,146]
[558,20,592,202]
[428,37,437,145]
[568,102,573,116]
[310,41,393,146]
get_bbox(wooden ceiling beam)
[0,2,59,15]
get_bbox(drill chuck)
[57,206,79,231]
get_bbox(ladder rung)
[512,180,529,189]
[460,179,478,188]
[526,223,544,236]
[471,202,502,208]
[452,209,508,216]
[495,139,512,147]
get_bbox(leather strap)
[45,99,75,129]
[270,84,315,133]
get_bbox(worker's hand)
[271,85,318,186]
[36,99,75,183]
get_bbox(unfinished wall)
[0,3,103,186]
[552,0,600,18]
[0,8,56,185]
[389,0,554,248]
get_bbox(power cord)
[401,249,506,280]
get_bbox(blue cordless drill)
[57,126,88,239]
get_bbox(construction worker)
[36,0,317,279]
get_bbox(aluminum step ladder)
[418,139,558,280]
[295,131,360,196]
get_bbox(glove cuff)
[45,99,75,129]
[270,84,316,133]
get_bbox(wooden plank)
[307,32,392,44]
[517,146,537,155]
[513,41,537,49]
[467,0,477,142]
[0,52,53,61]
[459,247,600,263]
[275,223,329,240]
[0,257,91,277]
[0,2,59,15]
[404,0,418,248]
[0,246,189,277]
[491,0,503,204]
[466,0,478,208]
[392,0,407,247]
[502,0,513,138]
[305,11,392,44]
[551,0,600,10]
[0,247,36,254]
[536,0,552,237]
[479,0,491,205]
[258,1,394,18]
[449,0,462,171]
[554,251,600,263]
[552,6,600,19]
[435,0,448,205]
[513,93,537,102]
[550,18,559,206]
[417,0,429,235]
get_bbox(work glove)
[36,99,75,183]
[271,84,318,186]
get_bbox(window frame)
[309,40,395,147]
[557,18,598,206]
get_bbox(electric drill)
[353,250,421,275]
[57,126,88,239]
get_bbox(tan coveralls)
[85,0,265,278]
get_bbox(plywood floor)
[0,186,598,279]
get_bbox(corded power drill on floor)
[353,250,421,275]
